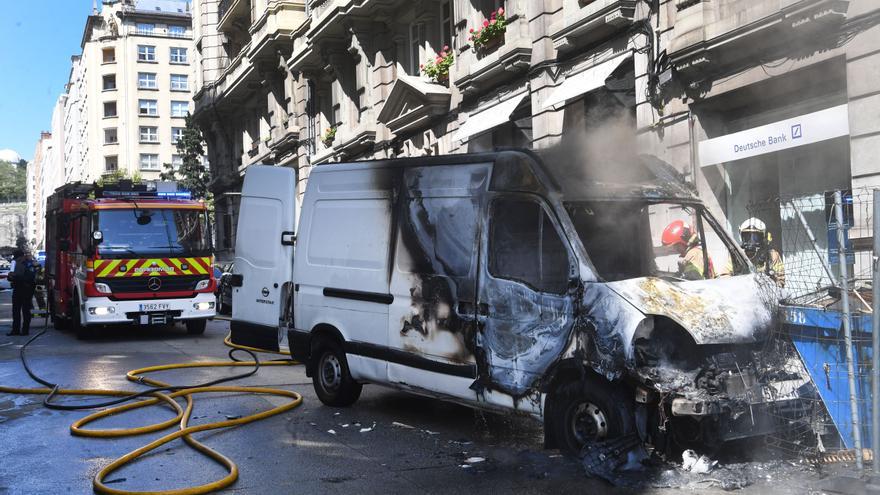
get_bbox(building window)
[137,45,156,62]
[170,47,187,64]
[136,23,155,35]
[409,23,424,76]
[102,47,116,63]
[139,153,160,170]
[138,72,157,89]
[102,74,116,91]
[441,0,454,51]
[139,126,159,143]
[171,154,183,168]
[103,101,117,118]
[139,99,158,116]
[105,156,118,172]
[170,101,188,117]
[168,25,186,37]
[171,127,185,144]
[104,128,118,144]
[170,74,188,91]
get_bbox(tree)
[161,114,211,202]
[0,161,27,202]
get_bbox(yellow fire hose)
[0,332,303,495]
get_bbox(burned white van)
[230,150,809,454]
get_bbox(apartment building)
[26,133,51,249]
[62,0,196,183]
[192,0,880,260]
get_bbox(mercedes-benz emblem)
[261,287,270,297]
[147,277,162,291]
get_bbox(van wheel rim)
[571,401,608,445]
[320,354,343,391]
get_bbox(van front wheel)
[312,339,362,407]
[547,378,633,456]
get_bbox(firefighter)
[661,220,715,280]
[7,249,37,336]
[739,217,785,287]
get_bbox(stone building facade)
[61,0,197,183]
[192,0,880,261]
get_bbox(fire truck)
[44,180,216,337]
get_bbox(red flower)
[469,27,474,33]
[483,19,489,27]
[497,7,504,15]
[490,19,496,25]
[420,64,425,69]
[491,12,496,20]
[443,45,449,51]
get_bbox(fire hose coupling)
[193,301,215,311]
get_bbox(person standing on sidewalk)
[7,249,37,336]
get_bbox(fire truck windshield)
[96,208,209,258]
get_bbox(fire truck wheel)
[186,319,207,335]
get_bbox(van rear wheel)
[547,378,633,455]
[312,339,362,407]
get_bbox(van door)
[386,165,488,394]
[231,165,297,351]
[476,194,577,398]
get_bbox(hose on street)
[0,325,302,495]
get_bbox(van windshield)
[564,201,747,282]
[96,208,210,258]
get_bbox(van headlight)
[94,283,111,294]
[193,301,215,311]
[195,279,210,290]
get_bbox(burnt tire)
[186,319,207,335]
[547,378,634,456]
[312,338,362,407]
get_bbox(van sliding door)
[386,165,489,392]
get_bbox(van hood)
[605,275,778,345]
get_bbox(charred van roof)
[315,149,696,201]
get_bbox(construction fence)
[747,188,876,467]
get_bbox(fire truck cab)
[45,180,216,337]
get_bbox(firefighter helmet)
[661,220,693,248]
[739,217,768,257]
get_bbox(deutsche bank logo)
[791,124,803,139]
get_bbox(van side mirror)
[59,239,70,252]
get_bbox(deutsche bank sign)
[698,104,849,167]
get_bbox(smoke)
[541,96,645,188]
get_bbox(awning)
[454,92,529,142]
[542,51,632,109]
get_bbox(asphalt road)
[0,290,841,494]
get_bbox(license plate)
[140,303,170,311]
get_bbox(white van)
[230,150,809,454]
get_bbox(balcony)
[669,0,849,81]
[248,0,307,61]
[219,0,252,34]
[455,9,532,98]
[550,0,637,53]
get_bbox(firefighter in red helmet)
[661,220,715,280]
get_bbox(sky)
[0,1,94,162]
